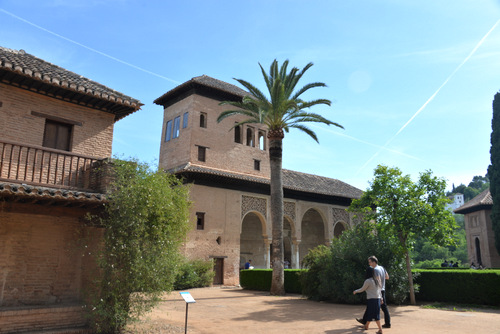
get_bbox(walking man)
[357,255,391,328]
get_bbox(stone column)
[291,240,300,269]
[265,240,271,268]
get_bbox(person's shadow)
[324,326,366,334]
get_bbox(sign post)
[179,291,196,334]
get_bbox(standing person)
[356,256,391,328]
[244,260,252,269]
[353,266,383,334]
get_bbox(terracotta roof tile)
[0,46,142,119]
[172,163,362,200]
[0,182,106,207]
[154,75,249,106]
[454,188,492,214]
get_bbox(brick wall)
[0,83,115,159]
[0,305,89,334]
[0,204,102,307]
[159,94,270,177]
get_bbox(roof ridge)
[189,163,269,180]
[283,168,340,180]
[0,46,142,110]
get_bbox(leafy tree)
[217,60,342,295]
[411,214,467,265]
[348,165,456,304]
[447,175,489,202]
[86,159,191,333]
[468,175,489,190]
[488,92,500,255]
[300,221,408,304]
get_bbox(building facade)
[0,47,141,333]
[446,193,464,212]
[154,75,363,285]
[455,189,500,268]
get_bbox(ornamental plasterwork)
[241,195,267,218]
[332,207,349,224]
[284,201,296,221]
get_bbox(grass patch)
[421,302,499,312]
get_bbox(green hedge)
[241,268,500,306]
[414,269,500,306]
[239,269,302,293]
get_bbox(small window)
[254,159,260,171]
[246,127,254,147]
[200,112,207,128]
[165,120,173,142]
[198,146,206,162]
[182,112,189,128]
[196,212,205,230]
[173,116,181,138]
[258,130,266,150]
[43,120,72,151]
[234,124,242,143]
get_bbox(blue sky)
[1,0,499,191]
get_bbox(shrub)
[85,159,191,333]
[299,222,409,304]
[174,259,215,290]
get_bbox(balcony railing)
[0,139,107,192]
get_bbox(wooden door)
[213,258,224,285]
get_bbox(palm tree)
[217,59,343,295]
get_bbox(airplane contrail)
[356,19,500,175]
[310,123,426,162]
[0,8,181,85]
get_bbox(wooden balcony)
[0,139,109,193]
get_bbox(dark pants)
[363,290,390,325]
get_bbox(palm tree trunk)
[269,136,285,296]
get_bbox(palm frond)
[292,82,328,100]
[234,78,268,102]
[217,108,260,123]
[288,123,319,142]
[283,111,342,128]
[218,59,343,141]
[298,98,332,109]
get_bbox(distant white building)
[446,193,465,212]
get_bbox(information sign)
[180,291,196,303]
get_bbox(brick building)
[0,47,141,333]
[154,75,363,285]
[455,189,500,268]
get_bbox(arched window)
[234,125,242,143]
[475,237,482,266]
[246,127,254,147]
[258,130,266,150]
[200,112,207,128]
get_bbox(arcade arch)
[333,221,347,238]
[299,208,326,266]
[240,212,267,269]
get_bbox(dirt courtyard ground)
[126,286,500,334]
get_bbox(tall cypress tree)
[488,92,500,255]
